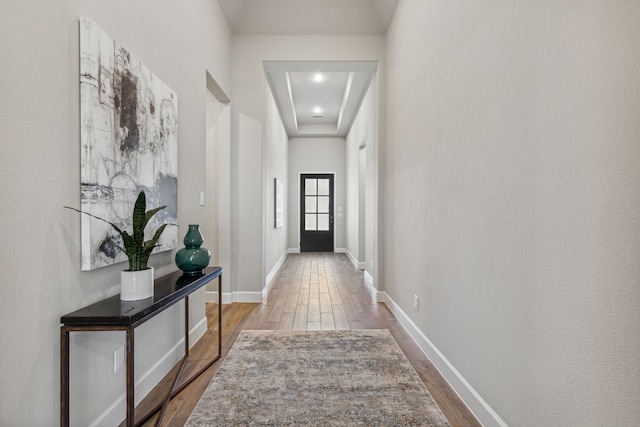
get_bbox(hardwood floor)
[136,253,480,427]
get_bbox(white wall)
[345,110,363,264]
[288,138,347,251]
[264,85,289,282]
[231,35,384,292]
[0,0,231,425]
[205,89,232,301]
[345,79,378,275]
[235,113,263,296]
[384,1,640,425]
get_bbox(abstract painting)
[275,178,284,228]
[79,17,178,270]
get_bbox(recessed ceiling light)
[313,107,323,114]
[313,73,324,82]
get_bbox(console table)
[60,267,222,427]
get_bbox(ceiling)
[217,0,399,36]
[217,0,398,138]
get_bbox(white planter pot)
[120,268,154,301]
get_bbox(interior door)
[300,174,334,252]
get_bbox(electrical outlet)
[413,295,419,311]
[114,346,124,373]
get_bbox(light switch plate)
[114,346,124,373]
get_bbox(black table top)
[60,267,222,327]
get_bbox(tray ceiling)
[265,61,378,138]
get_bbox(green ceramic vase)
[175,225,211,275]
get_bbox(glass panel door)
[300,174,334,252]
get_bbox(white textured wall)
[288,138,347,251]
[0,0,231,425]
[385,1,640,425]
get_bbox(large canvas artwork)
[79,17,178,270]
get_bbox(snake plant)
[65,190,169,271]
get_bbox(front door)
[300,174,334,252]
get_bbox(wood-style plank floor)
[136,253,480,427]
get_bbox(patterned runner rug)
[186,329,450,426]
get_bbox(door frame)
[297,171,336,252]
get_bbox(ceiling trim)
[336,72,354,134]
[284,72,298,132]
[264,61,378,74]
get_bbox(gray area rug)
[186,329,450,426]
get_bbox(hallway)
[244,253,479,426]
[250,252,383,330]
[140,253,480,426]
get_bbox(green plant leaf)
[65,190,171,271]
[138,223,168,270]
[132,191,147,247]
[144,206,167,226]
[62,206,124,235]
[120,231,138,270]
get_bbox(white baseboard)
[90,316,208,427]
[344,249,367,270]
[288,248,300,254]
[208,291,264,303]
[207,252,289,304]
[344,248,357,268]
[379,292,507,427]
[206,291,233,304]
[266,252,288,287]
[262,251,288,299]
[364,270,378,302]
[364,270,374,287]
[232,291,264,303]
